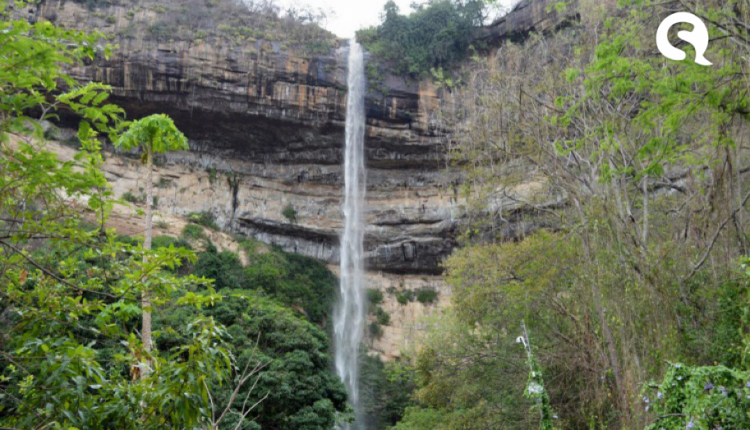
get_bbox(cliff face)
[35,0,573,358]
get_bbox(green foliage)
[193,243,245,290]
[187,210,219,230]
[356,0,485,77]
[360,353,417,428]
[375,307,390,326]
[427,0,750,428]
[207,166,218,183]
[122,190,140,203]
[157,176,174,188]
[147,21,178,39]
[151,235,192,250]
[643,364,750,430]
[1,75,230,426]
[367,288,384,305]
[282,203,298,223]
[0,4,343,429]
[243,248,337,324]
[519,325,559,430]
[396,290,415,305]
[157,289,348,430]
[416,288,438,304]
[181,223,206,241]
[369,322,384,339]
[116,114,188,155]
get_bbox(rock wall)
[33,0,575,359]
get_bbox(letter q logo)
[656,12,712,66]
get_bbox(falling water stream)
[334,39,367,430]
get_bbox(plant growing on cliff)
[187,210,219,230]
[368,288,384,305]
[356,0,486,78]
[115,114,188,376]
[282,203,299,223]
[416,287,439,304]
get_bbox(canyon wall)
[35,0,574,359]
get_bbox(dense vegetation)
[0,2,346,428]
[389,0,750,429]
[54,0,338,56]
[191,241,337,326]
[356,0,485,78]
[5,0,750,429]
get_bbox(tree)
[405,0,750,428]
[356,0,485,77]
[0,2,234,426]
[115,114,188,374]
[156,288,349,430]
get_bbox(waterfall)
[334,39,367,430]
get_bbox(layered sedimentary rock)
[34,0,574,358]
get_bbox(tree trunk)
[141,145,153,378]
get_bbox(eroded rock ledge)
[36,0,573,276]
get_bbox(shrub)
[243,250,336,324]
[181,224,205,241]
[416,288,438,304]
[360,354,416,428]
[282,204,298,223]
[375,307,390,326]
[193,30,209,40]
[105,15,116,24]
[147,22,177,38]
[186,211,219,230]
[367,288,384,305]
[155,289,348,430]
[193,243,244,290]
[396,290,415,305]
[206,167,218,183]
[43,124,62,141]
[152,235,192,250]
[239,238,262,255]
[157,177,173,188]
[122,191,141,203]
[369,322,384,339]
[643,363,750,430]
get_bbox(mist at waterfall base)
[333,39,367,430]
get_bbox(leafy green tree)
[360,353,416,429]
[194,243,246,290]
[420,0,750,428]
[156,289,349,430]
[356,0,485,77]
[0,2,233,427]
[243,247,337,324]
[115,114,188,371]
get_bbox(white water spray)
[334,39,367,430]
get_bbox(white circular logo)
[656,12,712,66]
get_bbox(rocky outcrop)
[34,0,460,275]
[479,0,578,43]
[33,0,572,359]
[35,0,573,275]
